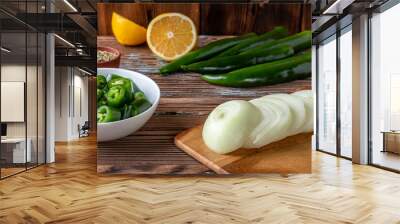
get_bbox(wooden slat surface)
[97,3,311,36]
[175,125,311,174]
[97,3,201,36]
[97,36,311,174]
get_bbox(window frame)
[315,22,353,161]
[0,2,48,180]
[367,0,400,173]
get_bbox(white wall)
[55,66,69,141]
[1,65,35,138]
[54,67,89,141]
[1,63,46,164]
[73,73,89,137]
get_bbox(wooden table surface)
[97,36,311,175]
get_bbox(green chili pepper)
[216,26,288,57]
[108,77,133,91]
[201,51,311,87]
[97,74,153,123]
[98,97,107,107]
[181,45,294,74]
[239,31,312,54]
[110,74,122,80]
[97,105,121,123]
[130,106,139,117]
[110,74,138,90]
[106,86,128,107]
[97,89,104,101]
[134,101,152,115]
[97,75,107,89]
[121,104,133,120]
[131,91,152,115]
[108,75,139,101]
[132,91,146,105]
[159,33,257,75]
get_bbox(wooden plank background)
[97,3,311,36]
[97,3,312,175]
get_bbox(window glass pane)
[1,25,28,178]
[0,0,46,179]
[340,27,352,158]
[371,3,400,171]
[317,36,337,154]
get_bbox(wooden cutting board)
[175,125,312,174]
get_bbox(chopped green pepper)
[97,74,153,124]
[131,106,139,117]
[108,75,138,101]
[110,74,125,80]
[98,97,107,107]
[110,74,139,91]
[97,75,107,89]
[97,89,104,101]
[131,91,152,114]
[108,77,131,89]
[132,92,147,106]
[121,104,133,120]
[97,105,121,123]
[106,86,128,107]
[133,100,152,115]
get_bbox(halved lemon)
[112,12,147,46]
[147,13,197,61]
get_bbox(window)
[339,27,352,158]
[0,2,47,179]
[316,24,353,159]
[317,35,337,154]
[370,2,400,171]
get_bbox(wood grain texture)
[200,4,310,35]
[175,125,311,174]
[301,4,312,31]
[1,136,400,223]
[97,3,200,36]
[97,36,311,175]
[97,3,311,36]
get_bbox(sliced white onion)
[202,90,314,154]
[292,90,313,99]
[257,97,293,142]
[202,100,262,154]
[243,99,277,148]
[245,97,292,148]
[263,94,306,135]
[292,90,313,132]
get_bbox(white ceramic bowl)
[97,68,160,142]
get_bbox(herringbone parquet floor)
[1,135,400,224]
